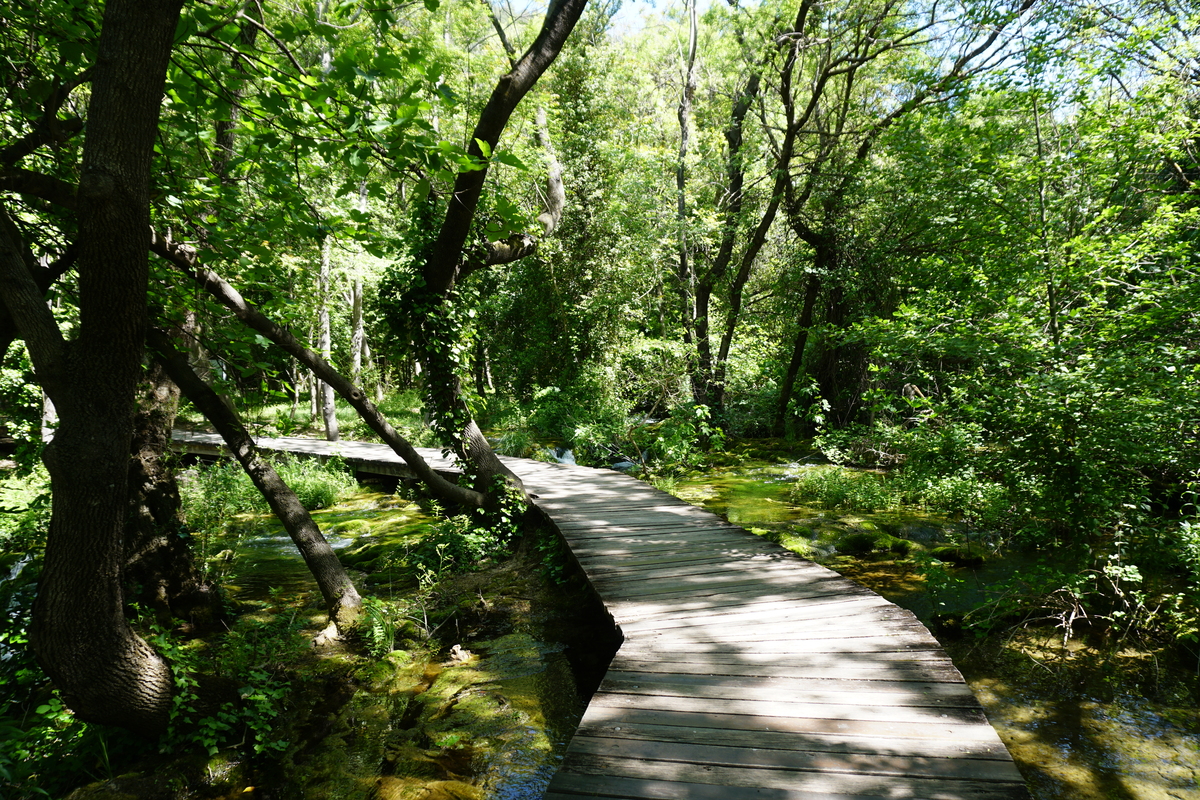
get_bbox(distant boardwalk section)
[170,431,1029,799]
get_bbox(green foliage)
[409,515,507,582]
[535,527,570,585]
[0,469,51,551]
[358,596,399,658]
[641,404,726,471]
[149,613,306,757]
[0,346,42,467]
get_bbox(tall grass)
[180,453,358,534]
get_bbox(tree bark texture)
[2,0,183,736]
[124,361,221,625]
[150,329,363,633]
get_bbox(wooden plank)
[572,719,1015,761]
[599,671,981,704]
[556,520,743,537]
[606,656,965,683]
[585,689,989,726]
[589,570,883,601]
[622,617,933,646]
[545,772,901,800]
[615,634,944,657]
[608,590,891,623]
[595,676,981,713]
[564,735,1025,782]
[556,753,1027,798]
[574,547,780,573]
[580,553,799,583]
[576,704,1007,744]
[616,599,915,633]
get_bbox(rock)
[930,546,984,568]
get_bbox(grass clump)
[180,453,358,534]
[790,466,894,513]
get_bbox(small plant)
[149,613,305,757]
[359,596,399,657]
[409,516,507,580]
[535,527,569,585]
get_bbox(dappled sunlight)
[515,459,1030,797]
[172,433,1031,797]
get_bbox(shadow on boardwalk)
[514,460,1031,799]
[172,432,1031,799]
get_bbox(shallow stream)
[669,458,1200,800]
[162,484,615,800]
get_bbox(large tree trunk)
[0,0,184,736]
[124,361,221,626]
[151,330,363,633]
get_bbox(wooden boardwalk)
[172,432,1029,799]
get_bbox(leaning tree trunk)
[415,0,587,497]
[151,234,489,510]
[151,329,363,633]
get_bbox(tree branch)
[0,201,68,396]
[149,229,488,510]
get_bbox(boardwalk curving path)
[172,431,1029,799]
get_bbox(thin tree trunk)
[693,70,761,408]
[676,0,699,349]
[774,273,820,436]
[151,329,363,633]
[350,277,364,381]
[318,236,339,441]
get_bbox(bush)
[409,515,510,580]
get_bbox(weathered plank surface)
[170,432,1028,799]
